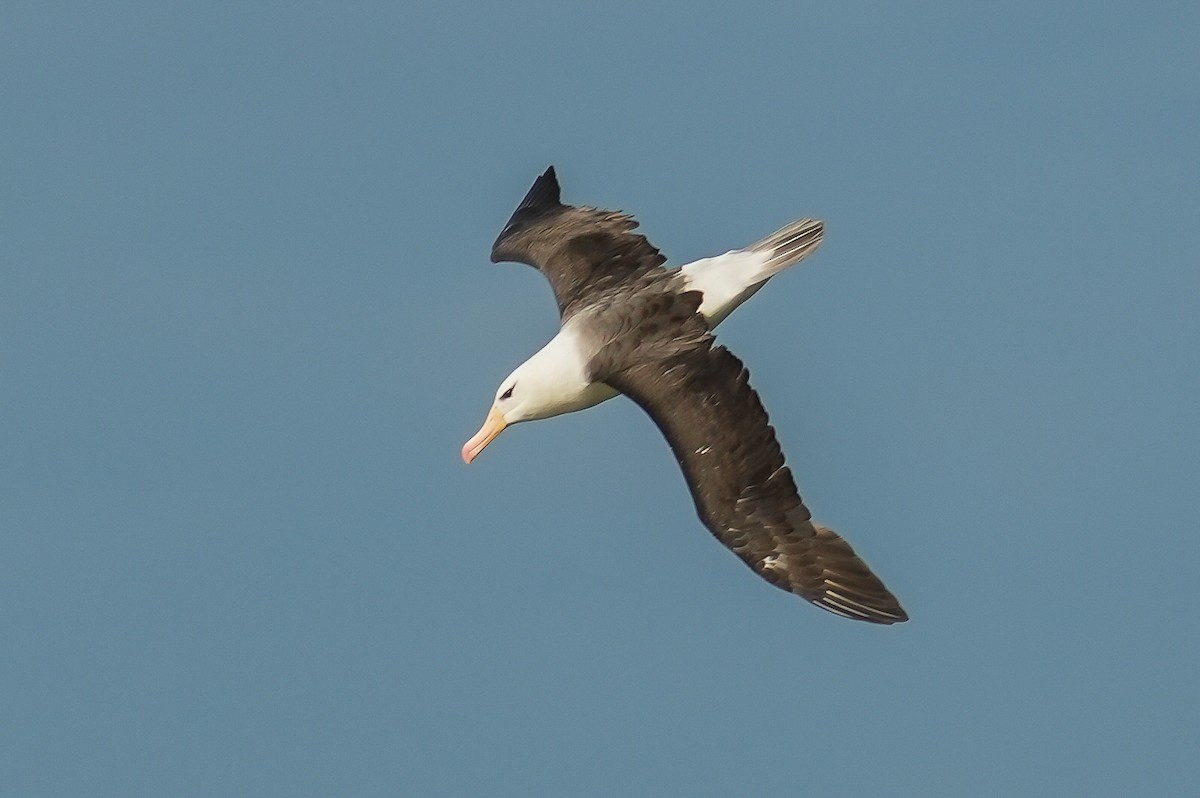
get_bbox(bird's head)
[461,353,581,464]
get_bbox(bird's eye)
[500,385,515,400]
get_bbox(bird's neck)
[519,328,618,420]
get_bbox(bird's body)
[480,193,826,422]
[464,167,907,624]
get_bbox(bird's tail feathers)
[746,217,824,283]
[679,217,825,328]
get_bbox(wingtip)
[513,165,563,214]
[793,524,909,625]
[491,166,565,263]
[814,592,909,625]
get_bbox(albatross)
[463,167,907,624]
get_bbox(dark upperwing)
[490,166,668,319]
[591,291,908,624]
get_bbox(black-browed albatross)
[463,167,907,624]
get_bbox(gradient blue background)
[4,3,1198,795]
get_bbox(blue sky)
[3,3,1198,795]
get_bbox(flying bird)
[463,167,907,624]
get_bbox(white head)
[461,331,609,463]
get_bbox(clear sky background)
[3,3,1198,795]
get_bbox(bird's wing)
[490,166,668,318]
[591,297,907,624]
